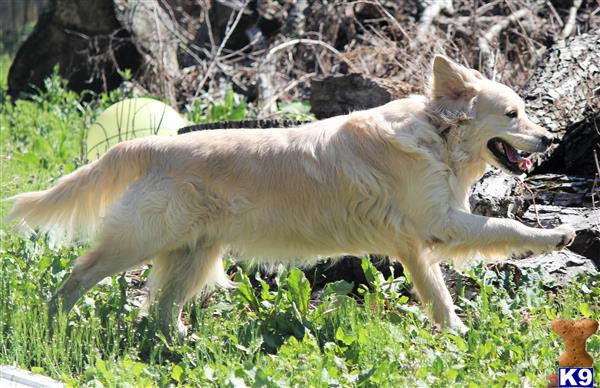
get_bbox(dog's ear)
[432,55,479,100]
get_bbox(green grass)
[0,61,599,387]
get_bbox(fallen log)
[442,249,598,302]
[309,74,418,119]
[113,0,181,106]
[523,173,597,208]
[178,119,308,134]
[470,171,599,264]
[466,171,599,285]
[469,169,523,218]
[520,205,600,264]
[469,172,597,219]
[560,113,600,176]
[492,251,596,288]
[521,30,600,175]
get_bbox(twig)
[257,38,357,115]
[194,0,250,98]
[478,8,531,79]
[475,0,505,16]
[264,38,357,71]
[151,3,172,105]
[158,0,195,41]
[439,14,523,25]
[545,0,565,28]
[505,0,537,55]
[558,0,583,40]
[413,0,455,48]
[521,181,545,228]
[471,0,478,68]
[258,72,316,117]
[204,9,216,53]
[333,1,410,40]
[372,0,410,41]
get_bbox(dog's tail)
[5,139,158,239]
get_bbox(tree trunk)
[7,0,142,98]
[7,0,181,103]
[0,1,46,30]
[113,0,181,106]
[521,30,600,176]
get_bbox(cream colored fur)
[6,55,576,335]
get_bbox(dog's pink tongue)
[505,146,532,171]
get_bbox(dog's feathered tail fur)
[6,141,156,239]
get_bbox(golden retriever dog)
[7,56,576,335]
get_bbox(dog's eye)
[505,110,518,118]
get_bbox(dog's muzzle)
[487,137,533,174]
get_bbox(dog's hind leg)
[48,241,151,322]
[48,176,200,326]
[149,241,230,337]
[400,257,467,333]
[48,222,177,324]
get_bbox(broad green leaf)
[323,280,354,297]
[287,268,311,315]
[234,271,260,311]
[171,364,183,383]
[579,302,592,318]
[335,327,355,346]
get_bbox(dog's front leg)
[401,258,468,333]
[442,210,576,256]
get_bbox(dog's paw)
[176,320,189,339]
[529,224,577,254]
[440,315,469,335]
[449,320,469,335]
[551,224,576,250]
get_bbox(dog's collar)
[439,117,472,141]
[427,108,473,142]
[439,125,453,140]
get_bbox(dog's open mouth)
[487,137,532,173]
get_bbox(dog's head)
[431,55,553,175]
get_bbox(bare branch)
[258,72,316,118]
[257,38,357,116]
[194,0,251,98]
[558,0,583,40]
[413,0,454,47]
[478,8,531,79]
[264,38,357,70]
